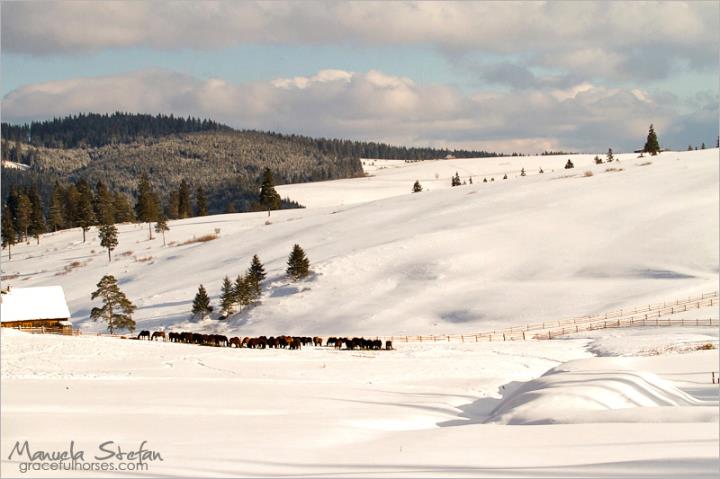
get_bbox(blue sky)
[2,1,718,153]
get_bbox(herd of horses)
[136,330,393,351]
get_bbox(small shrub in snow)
[594,155,602,164]
[584,171,594,177]
[178,233,219,246]
[605,167,624,172]
[412,180,422,193]
[564,159,574,169]
[637,161,652,166]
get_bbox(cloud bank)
[3,69,715,153]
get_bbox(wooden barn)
[0,286,72,330]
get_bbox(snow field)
[1,149,717,337]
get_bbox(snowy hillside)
[1,149,718,335]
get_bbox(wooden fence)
[368,291,718,343]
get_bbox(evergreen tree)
[259,168,281,214]
[248,254,267,283]
[520,168,526,176]
[135,174,160,239]
[564,159,574,169]
[64,184,81,228]
[166,191,180,219]
[93,181,115,225]
[539,167,544,174]
[220,276,235,316]
[688,145,693,151]
[594,155,603,164]
[155,215,169,246]
[15,194,31,241]
[412,180,423,193]
[469,177,473,184]
[195,186,209,217]
[643,124,660,155]
[98,224,118,262]
[483,178,487,183]
[606,148,614,162]
[113,192,135,223]
[234,274,251,306]
[191,284,213,318]
[503,173,508,180]
[90,275,136,334]
[76,179,97,242]
[178,179,191,218]
[48,183,65,232]
[1,204,17,260]
[701,142,705,150]
[28,185,46,244]
[451,172,461,187]
[286,244,310,280]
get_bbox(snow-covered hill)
[1,149,718,335]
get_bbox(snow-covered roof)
[0,286,71,323]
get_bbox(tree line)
[1,167,289,260]
[1,112,231,149]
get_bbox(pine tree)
[28,185,46,244]
[192,284,213,318]
[135,174,160,240]
[594,155,602,164]
[48,183,65,232]
[451,172,461,187]
[539,167,544,174]
[155,215,169,246]
[564,159,574,169]
[643,124,660,155]
[90,275,136,334]
[469,177,473,184]
[606,148,614,162]
[520,168,526,176]
[93,181,115,226]
[701,142,705,150]
[259,168,281,214]
[178,179,191,218]
[248,254,266,283]
[234,274,250,306]
[64,185,81,228]
[286,244,310,280]
[220,276,235,316]
[2,204,17,260]
[15,194,31,242]
[195,187,208,217]
[98,224,118,262]
[76,179,96,242]
[166,191,180,219]
[113,192,135,223]
[483,178,487,183]
[503,173,508,180]
[688,145,693,151]
[412,180,422,193]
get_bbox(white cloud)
[4,68,715,153]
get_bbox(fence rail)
[367,291,718,343]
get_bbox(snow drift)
[486,357,719,425]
